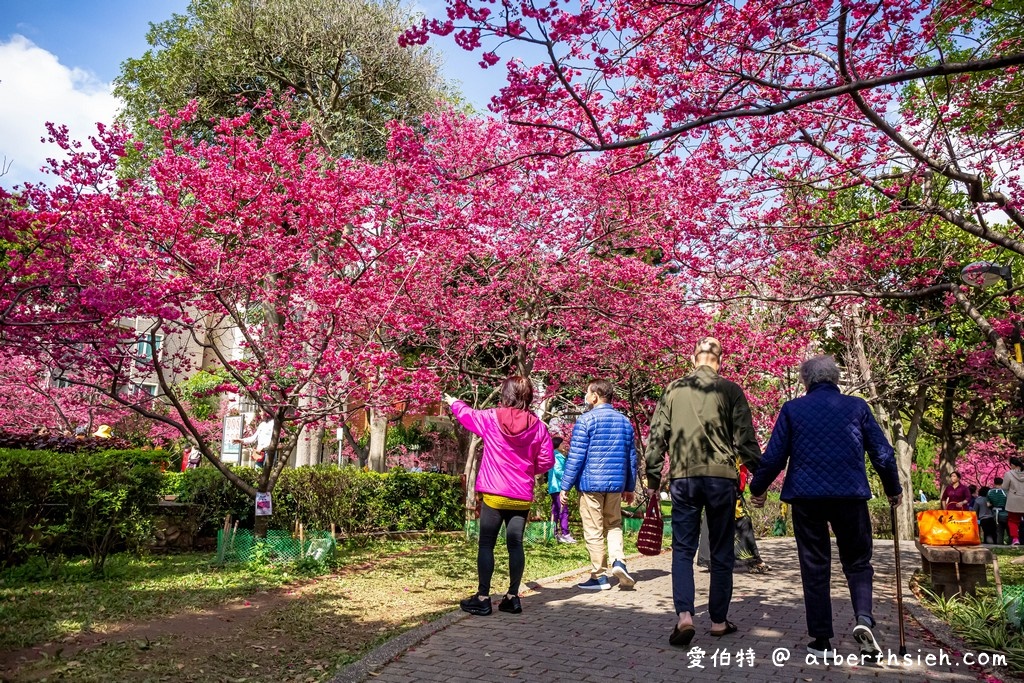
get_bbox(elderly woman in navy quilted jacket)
[750,355,902,661]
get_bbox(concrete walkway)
[334,538,1000,683]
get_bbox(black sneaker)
[807,637,832,658]
[498,594,522,614]
[460,594,492,616]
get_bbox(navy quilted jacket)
[748,383,902,501]
[561,404,638,493]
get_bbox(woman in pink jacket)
[444,376,554,616]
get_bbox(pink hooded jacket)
[451,400,554,501]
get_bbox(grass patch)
[2,528,622,682]
[0,553,295,651]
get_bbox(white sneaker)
[559,534,577,544]
[852,623,881,658]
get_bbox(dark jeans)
[980,517,997,545]
[477,503,528,596]
[670,477,737,622]
[791,499,874,639]
[997,514,1010,545]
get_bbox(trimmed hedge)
[0,449,164,571]
[163,465,464,536]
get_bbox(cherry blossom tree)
[406,0,1024,380]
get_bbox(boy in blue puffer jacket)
[547,437,576,543]
[561,379,638,590]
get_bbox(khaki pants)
[579,492,624,577]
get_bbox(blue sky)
[0,0,508,187]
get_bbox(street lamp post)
[961,261,1022,364]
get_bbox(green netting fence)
[464,520,557,544]
[216,528,336,565]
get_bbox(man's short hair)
[798,355,841,386]
[588,379,614,401]
[693,337,722,360]
[996,477,1004,485]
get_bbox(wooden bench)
[916,541,993,599]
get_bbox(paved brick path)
[335,538,995,683]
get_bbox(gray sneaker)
[558,534,577,544]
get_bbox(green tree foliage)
[918,0,1024,134]
[115,0,454,162]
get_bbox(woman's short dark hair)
[1011,457,1024,470]
[500,376,533,410]
[551,436,564,450]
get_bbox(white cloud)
[0,35,120,188]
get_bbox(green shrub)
[168,465,462,535]
[172,466,257,535]
[0,449,164,572]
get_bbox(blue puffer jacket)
[561,404,637,494]
[748,383,902,501]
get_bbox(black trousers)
[791,499,875,639]
[477,503,528,596]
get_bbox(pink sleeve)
[450,400,487,437]
[535,428,555,474]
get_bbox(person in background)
[973,486,996,544]
[941,471,971,511]
[919,490,928,503]
[968,484,978,510]
[988,478,1009,545]
[733,464,772,573]
[750,355,902,661]
[234,410,275,468]
[561,379,638,590]
[547,437,576,543]
[697,465,772,574]
[93,425,112,439]
[1003,458,1024,546]
[445,377,554,616]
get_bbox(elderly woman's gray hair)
[799,355,841,387]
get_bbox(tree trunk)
[938,377,958,487]
[463,434,482,516]
[254,511,269,539]
[848,305,917,539]
[340,421,368,467]
[367,408,388,472]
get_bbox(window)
[139,384,158,397]
[136,334,164,366]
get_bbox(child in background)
[974,486,996,544]
[548,437,576,543]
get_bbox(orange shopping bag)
[917,510,981,546]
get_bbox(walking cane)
[890,503,907,657]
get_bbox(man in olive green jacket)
[645,337,761,648]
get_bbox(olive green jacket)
[645,366,761,490]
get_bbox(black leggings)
[478,502,528,596]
